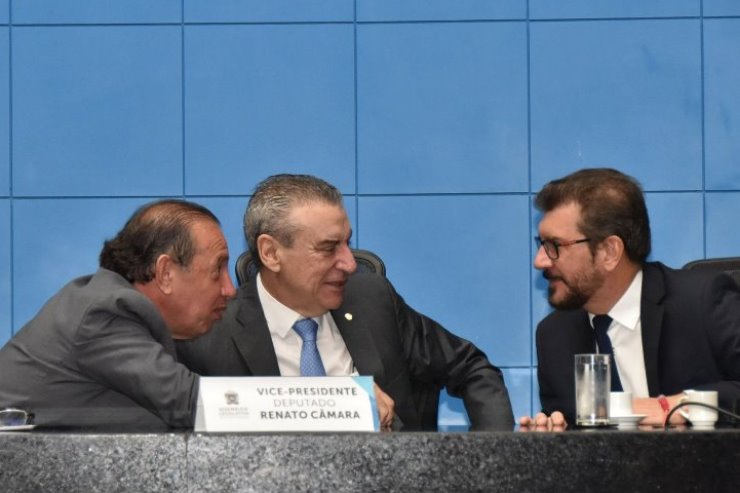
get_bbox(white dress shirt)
[588,270,650,397]
[256,273,356,376]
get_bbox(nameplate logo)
[194,376,378,432]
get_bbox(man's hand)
[518,411,567,432]
[374,383,395,431]
[632,394,687,427]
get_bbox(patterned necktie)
[592,314,623,391]
[292,318,326,376]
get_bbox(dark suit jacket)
[537,262,740,423]
[0,269,198,430]
[176,273,514,431]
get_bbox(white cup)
[609,391,633,418]
[679,390,718,429]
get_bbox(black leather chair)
[682,256,740,286]
[683,257,740,422]
[234,248,386,286]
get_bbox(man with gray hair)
[177,174,514,431]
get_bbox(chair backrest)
[682,256,740,286]
[234,248,386,286]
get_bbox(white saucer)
[609,414,647,428]
[690,423,716,430]
[0,424,36,432]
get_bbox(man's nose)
[533,244,552,271]
[338,244,357,274]
[222,271,237,298]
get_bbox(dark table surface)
[1,427,739,492]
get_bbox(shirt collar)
[257,272,309,339]
[256,273,334,339]
[589,269,642,331]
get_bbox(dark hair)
[99,199,220,283]
[244,174,344,267]
[535,168,651,263]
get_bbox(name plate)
[194,376,378,432]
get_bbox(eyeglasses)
[0,408,35,427]
[535,236,590,260]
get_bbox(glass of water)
[575,354,611,426]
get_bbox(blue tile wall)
[2,3,740,427]
[529,0,698,19]
[184,0,353,23]
[357,22,528,194]
[356,0,525,21]
[12,1,180,24]
[184,24,355,195]
[0,199,9,346]
[705,193,740,258]
[503,368,535,425]
[0,27,7,196]
[358,195,531,367]
[704,0,740,16]
[704,19,740,190]
[644,192,705,268]
[530,19,702,192]
[12,26,182,197]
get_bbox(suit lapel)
[640,263,665,396]
[230,282,281,376]
[574,311,595,353]
[332,302,384,381]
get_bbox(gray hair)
[245,174,344,267]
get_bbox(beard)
[544,264,604,310]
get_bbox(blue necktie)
[292,318,326,376]
[592,314,623,392]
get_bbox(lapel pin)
[344,313,353,321]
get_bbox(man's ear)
[598,235,625,272]
[153,254,176,294]
[257,234,281,273]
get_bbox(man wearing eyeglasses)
[0,200,237,430]
[520,168,740,429]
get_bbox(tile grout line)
[7,1,13,336]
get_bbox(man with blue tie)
[521,168,740,428]
[177,173,514,431]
